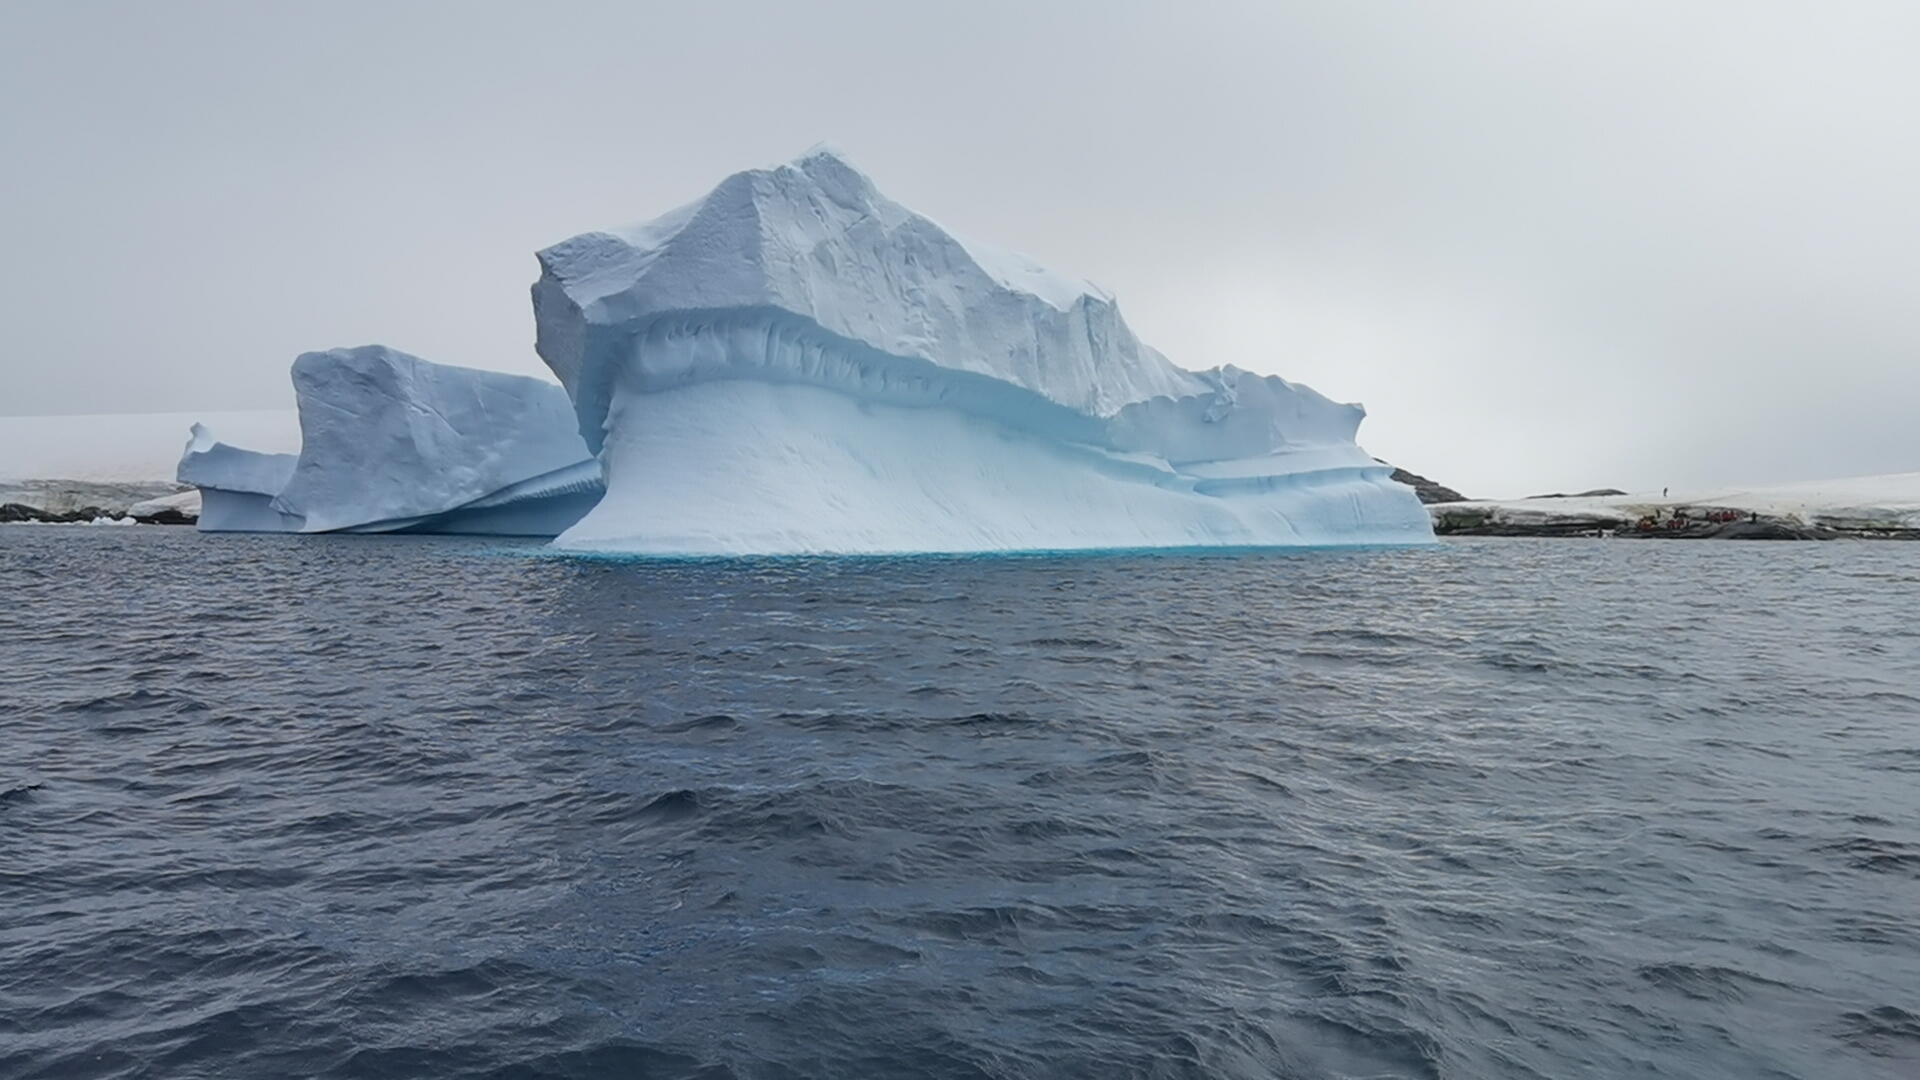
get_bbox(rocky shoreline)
[1428,490,1920,540]
[1384,465,1467,506]
[0,481,200,526]
[1428,505,1897,539]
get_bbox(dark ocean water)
[3,527,1918,1080]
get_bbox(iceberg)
[179,346,603,535]
[533,147,1432,554]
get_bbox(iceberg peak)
[533,147,1209,454]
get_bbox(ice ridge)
[533,147,1209,455]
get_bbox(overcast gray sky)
[3,1,1916,498]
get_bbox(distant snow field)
[0,410,299,484]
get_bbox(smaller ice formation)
[531,147,1432,554]
[177,427,301,531]
[179,346,602,535]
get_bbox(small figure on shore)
[1663,487,1669,498]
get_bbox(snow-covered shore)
[0,480,201,524]
[1432,473,1920,539]
[0,410,299,485]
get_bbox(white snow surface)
[127,489,202,519]
[536,148,1431,554]
[1435,473,1920,531]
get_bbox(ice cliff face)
[532,148,1432,554]
[179,346,602,535]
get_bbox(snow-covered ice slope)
[533,148,1430,554]
[179,346,604,535]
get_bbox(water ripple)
[1,529,1917,1078]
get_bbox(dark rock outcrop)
[0,502,113,524]
[131,506,197,526]
[0,481,199,525]
[1382,465,1467,505]
[1430,503,1915,540]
